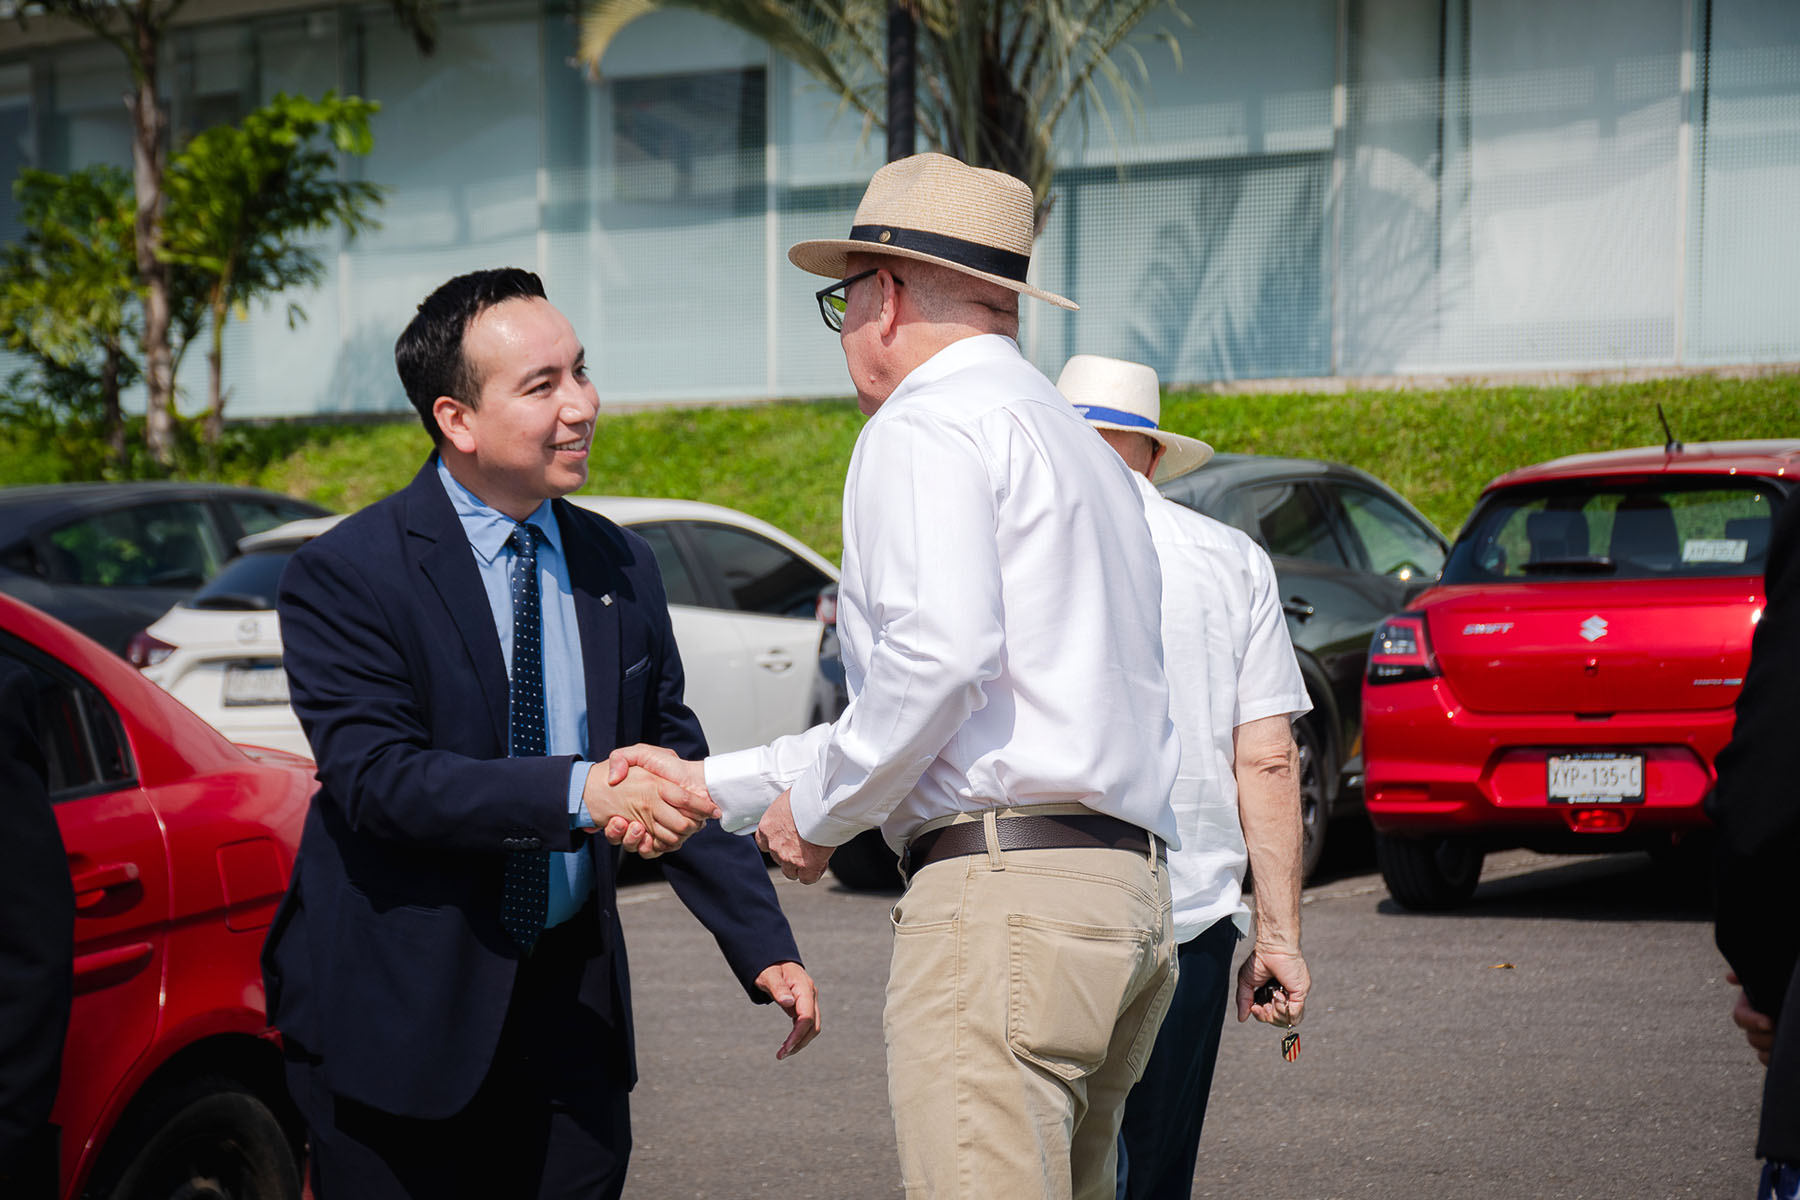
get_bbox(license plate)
[1547,752,1644,803]
[223,664,289,707]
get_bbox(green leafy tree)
[578,0,1182,225]
[5,0,435,464]
[162,93,384,445]
[0,166,143,469]
[0,94,383,474]
[4,1,188,464]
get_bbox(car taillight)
[1367,614,1438,684]
[125,630,176,669]
[815,589,838,626]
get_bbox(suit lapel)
[557,500,623,756]
[555,501,627,916]
[406,461,511,749]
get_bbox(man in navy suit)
[264,268,818,1199]
[0,657,73,1200]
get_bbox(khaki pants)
[884,809,1177,1200]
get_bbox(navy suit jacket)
[0,658,73,1186]
[261,460,799,1119]
[1712,495,1800,1162]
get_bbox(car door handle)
[755,650,794,674]
[71,861,141,911]
[1282,597,1316,620]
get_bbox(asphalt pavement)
[618,833,1762,1199]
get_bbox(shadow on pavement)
[1376,851,1715,923]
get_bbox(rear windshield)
[182,547,296,611]
[1442,478,1785,584]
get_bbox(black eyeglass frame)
[815,267,904,332]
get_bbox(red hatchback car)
[1,592,313,1199]
[1363,440,1799,910]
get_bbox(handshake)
[581,744,715,857]
[582,744,837,883]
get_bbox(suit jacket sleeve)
[0,660,74,1178]
[278,541,577,853]
[620,537,802,1000]
[1712,496,1800,1018]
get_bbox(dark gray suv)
[1157,453,1448,877]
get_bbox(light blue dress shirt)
[437,458,597,930]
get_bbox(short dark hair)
[394,268,548,444]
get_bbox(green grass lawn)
[5,373,1796,563]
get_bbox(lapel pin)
[600,593,614,607]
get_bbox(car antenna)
[1657,403,1682,455]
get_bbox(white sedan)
[131,497,839,758]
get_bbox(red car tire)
[1374,832,1484,912]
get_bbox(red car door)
[4,643,172,1189]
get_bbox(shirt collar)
[883,333,1023,410]
[435,456,562,565]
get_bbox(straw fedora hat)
[788,152,1076,310]
[1057,354,1214,482]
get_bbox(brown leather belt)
[901,813,1154,876]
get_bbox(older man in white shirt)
[1058,354,1313,1200]
[606,155,1182,1200]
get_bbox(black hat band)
[848,224,1030,283]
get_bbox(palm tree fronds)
[579,0,1181,219]
[386,0,439,54]
[578,0,668,74]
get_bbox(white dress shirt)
[706,334,1181,850]
[1130,472,1310,943]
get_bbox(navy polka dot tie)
[501,522,550,953]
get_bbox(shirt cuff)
[786,771,872,847]
[569,762,598,830]
[704,748,781,834]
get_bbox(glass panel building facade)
[2,0,1796,419]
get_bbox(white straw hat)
[1057,354,1214,482]
[788,152,1076,310]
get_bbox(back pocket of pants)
[1006,913,1152,1082]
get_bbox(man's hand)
[755,790,834,884]
[607,743,710,802]
[598,745,718,856]
[1236,943,1310,1028]
[754,961,822,1060]
[1728,971,1776,1065]
[585,763,716,857]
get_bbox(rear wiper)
[1520,556,1617,575]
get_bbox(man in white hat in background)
[605,154,1182,1199]
[1057,354,1313,1200]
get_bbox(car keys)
[1253,980,1301,1062]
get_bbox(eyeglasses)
[815,267,903,332]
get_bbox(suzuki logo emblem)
[1579,615,1608,642]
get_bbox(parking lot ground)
[620,845,1762,1200]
